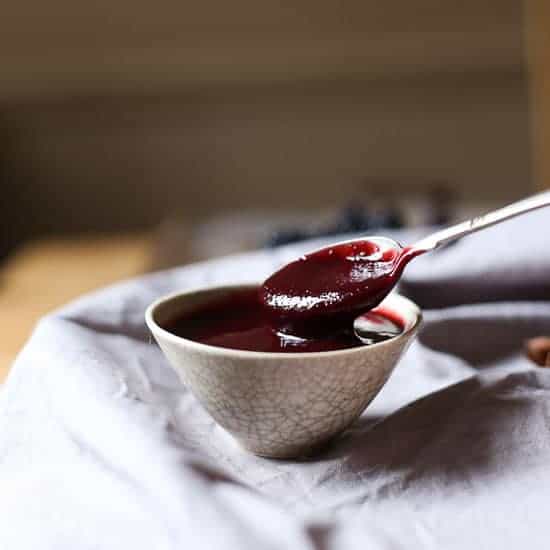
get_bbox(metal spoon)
[354,190,550,342]
[412,189,550,252]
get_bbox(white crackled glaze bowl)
[146,284,421,459]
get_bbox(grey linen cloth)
[1,209,549,549]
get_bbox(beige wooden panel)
[525,0,550,189]
[0,0,523,100]
[0,235,151,382]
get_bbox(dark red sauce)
[163,239,421,353]
[164,289,403,353]
[260,240,422,334]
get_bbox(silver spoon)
[354,190,550,342]
[412,189,550,252]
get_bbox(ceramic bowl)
[146,284,421,459]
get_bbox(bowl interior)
[147,284,421,357]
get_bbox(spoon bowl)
[260,235,410,334]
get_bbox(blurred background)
[1,0,549,377]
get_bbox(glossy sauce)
[163,288,403,353]
[164,239,421,353]
[260,240,422,334]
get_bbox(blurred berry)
[370,207,404,229]
[265,228,309,248]
[326,204,372,235]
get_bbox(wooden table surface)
[0,234,152,383]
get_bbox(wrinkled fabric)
[1,209,550,549]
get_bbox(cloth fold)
[1,211,550,549]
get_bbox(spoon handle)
[413,190,550,251]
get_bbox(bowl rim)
[145,283,422,359]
